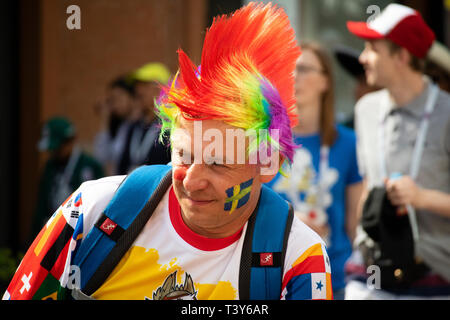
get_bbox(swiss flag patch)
[100,218,118,236]
[259,252,274,266]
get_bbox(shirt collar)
[403,76,433,118]
[383,76,433,120]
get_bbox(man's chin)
[179,204,226,232]
[180,198,218,218]
[365,72,381,88]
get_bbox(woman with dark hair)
[267,42,363,299]
[92,75,136,175]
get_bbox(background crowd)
[0,0,449,299]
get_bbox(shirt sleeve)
[3,175,125,301]
[281,242,333,300]
[2,191,85,300]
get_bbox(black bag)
[361,187,428,289]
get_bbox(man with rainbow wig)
[4,2,332,301]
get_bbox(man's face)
[170,118,277,237]
[359,40,397,88]
[106,87,133,118]
[294,49,329,106]
[135,81,161,110]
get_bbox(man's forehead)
[171,118,280,175]
[366,39,389,49]
[176,118,236,131]
[171,121,249,149]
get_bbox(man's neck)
[387,73,426,107]
[293,103,320,135]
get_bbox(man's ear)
[259,154,284,183]
[395,47,412,67]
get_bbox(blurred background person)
[266,42,363,300]
[334,41,450,130]
[117,62,172,174]
[92,75,136,175]
[32,117,104,239]
[333,44,382,129]
[345,4,450,299]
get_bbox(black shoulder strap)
[82,169,172,296]
[281,203,294,276]
[238,201,259,300]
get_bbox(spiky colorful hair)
[156,2,301,163]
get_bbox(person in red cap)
[345,4,450,299]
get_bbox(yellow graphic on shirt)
[92,246,237,300]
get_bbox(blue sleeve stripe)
[285,273,312,300]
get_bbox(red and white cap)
[347,4,435,58]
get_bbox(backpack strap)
[239,185,294,300]
[72,165,172,296]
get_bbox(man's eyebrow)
[203,155,225,164]
[172,147,193,160]
[177,148,192,157]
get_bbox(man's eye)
[173,149,192,166]
[210,161,225,167]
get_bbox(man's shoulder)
[282,215,332,299]
[437,86,450,100]
[64,175,127,234]
[79,175,126,192]
[436,88,450,114]
[76,175,127,213]
[286,215,327,258]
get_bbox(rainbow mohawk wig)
[156,2,301,163]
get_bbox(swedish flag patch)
[224,178,253,214]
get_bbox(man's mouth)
[184,194,215,206]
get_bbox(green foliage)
[0,248,22,282]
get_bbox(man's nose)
[359,49,367,65]
[183,164,209,192]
